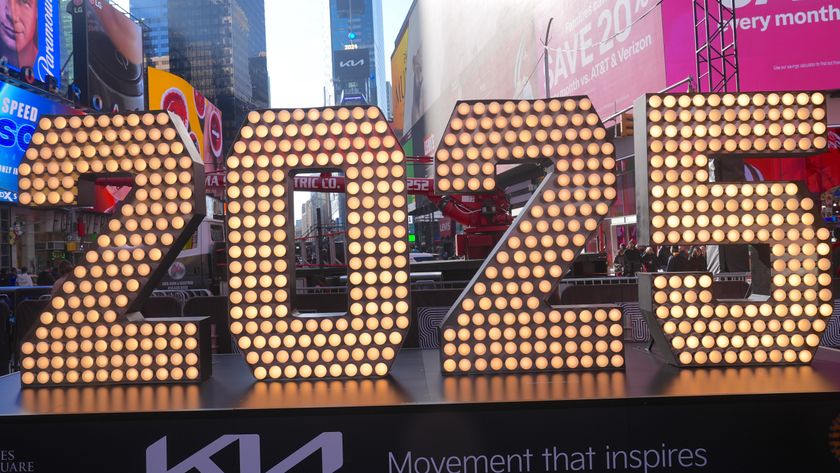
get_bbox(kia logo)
[339,59,365,68]
[146,432,343,473]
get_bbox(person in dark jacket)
[666,246,691,272]
[623,241,642,275]
[614,244,627,276]
[657,245,671,270]
[37,268,54,286]
[688,246,707,272]
[641,247,657,272]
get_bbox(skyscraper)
[130,0,170,70]
[328,0,386,107]
[130,0,270,153]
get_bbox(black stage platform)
[2,344,840,472]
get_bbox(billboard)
[0,81,76,202]
[147,67,224,175]
[535,0,668,116]
[397,0,840,151]
[71,0,144,112]
[0,0,60,84]
[333,48,371,81]
[662,0,840,91]
[390,26,408,135]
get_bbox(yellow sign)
[147,67,224,174]
[391,28,408,135]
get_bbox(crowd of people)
[0,260,74,287]
[613,242,706,276]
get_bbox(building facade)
[130,0,170,70]
[130,0,270,153]
[392,0,840,264]
[328,0,386,107]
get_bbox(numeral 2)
[436,98,624,374]
[18,112,210,386]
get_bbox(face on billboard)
[0,0,59,84]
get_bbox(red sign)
[205,173,226,189]
[205,174,435,195]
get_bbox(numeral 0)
[17,112,211,386]
[225,107,410,380]
[636,92,832,366]
[436,98,625,374]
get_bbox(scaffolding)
[693,0,740,93]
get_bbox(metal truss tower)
[693,0,740,92]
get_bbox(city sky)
[115,0,414,220]
[115,0,412,108]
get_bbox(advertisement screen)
[147,67,224,175]
[662,0,840,91]
[535,0,667,116]
[333,48,371,81]
[390,27,408,135]
[73,0,144,112]
[0,0,60,84]
[0,81,76,202]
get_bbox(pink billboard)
[663,0,840,91]
[535,0,668,117]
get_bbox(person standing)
[641,247,657,272]
[16,266,32,286]
[614,244,627,276]
[624,241,642,275]
[689,246,707,272]
[37,267,54,286]
[667,246,691,272]
[657,245,671,271]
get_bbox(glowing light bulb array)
[226,107,410,380]
[635,92,832,366]
[17,112,210,386]
[436,98,625,374]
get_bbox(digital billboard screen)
[147,67,224,175]
[662,0,840,91]
[0,0,60,84]
[0,81,76,202]
[72,0,144,112]
[333,48,370,81]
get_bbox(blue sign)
[0,82,75,202]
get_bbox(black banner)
[1,393,839,472]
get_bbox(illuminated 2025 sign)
[15,90,832,386]
[635,92,832,366]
